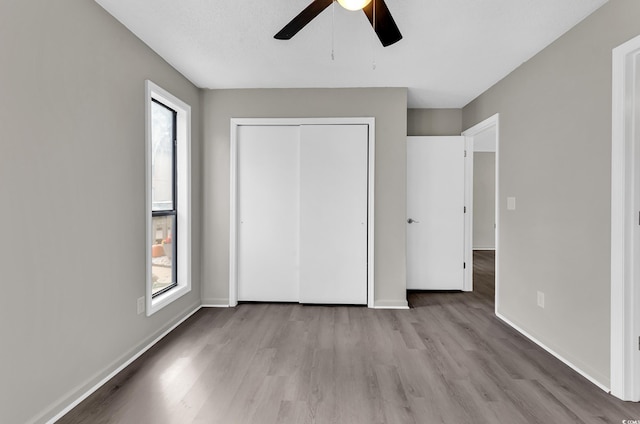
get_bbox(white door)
[237,125,300,302]
[299,125,368,304]
[407,136,465,290]
[236,123,369,304]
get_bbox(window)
[146,81,191,315]
[151,100,177,297]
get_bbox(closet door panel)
[299,125,368,304]
[237,125,300,302]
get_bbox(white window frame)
[145,80,192,316]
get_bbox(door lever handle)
[407,218,420,224]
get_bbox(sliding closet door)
[299,125,368,304]
[237,125,300,302]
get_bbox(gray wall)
[473,153,496,249]
[0,1,202,423]
[462,0,640,387]
[407,109,462,136]
[202,88,408,307]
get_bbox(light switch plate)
[507,197,516,210]
[137,296,145,315]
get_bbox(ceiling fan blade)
[274,0,334,40]
[363,0,402,47]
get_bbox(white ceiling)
[95,0,608,108]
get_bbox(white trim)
[229,120,239,308]
[229,118,376,308]
[145,80,192,316]
[462,114,500,136]
[42,305,202,424]
[366,122,376,308]
[463,137,474,291]
[201,298,232,308]
[496,312,610,393]
[611,34,640,402]
[373,306,410,310]
[462,113,500,310]
[373,299,410,309]
[473,247,496,251]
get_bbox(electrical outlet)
[137,296,145,315]
[537,291,545,308]
[507,197,516,210]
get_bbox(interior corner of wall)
[201,297,230,307]
[374,299,409,309]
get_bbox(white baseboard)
[201,297,231,307]
[495,312,610,393]
[41,303,202,424]
[203,298,411,310]
[205,300,410,310]
[374,299,409,309]
[473,247,496,251]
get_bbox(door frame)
[229,117,376,308]
[611,34,640,402]
[461,114,500,306]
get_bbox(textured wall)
[0,1,202,422]
[473,153,496,249]
[202,88,408,307]
[463,0,640,387]
[407,109,462,136]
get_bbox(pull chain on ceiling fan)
[274,0,402,48]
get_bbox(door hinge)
[638,336,640,351]
[464,150,467,157]
[464,206,467,213]
[463,262,466,269]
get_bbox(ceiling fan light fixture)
[274,0,402,47]
[337,0,372,11]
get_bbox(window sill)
[147,284,191,316]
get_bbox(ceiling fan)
[274,0,402,47]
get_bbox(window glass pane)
[151,215,176,295]
[151,101,175,211]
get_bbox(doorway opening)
[462,114,499,313]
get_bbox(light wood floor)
[59,251,640,423]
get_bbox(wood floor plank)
[57,251,640,424]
